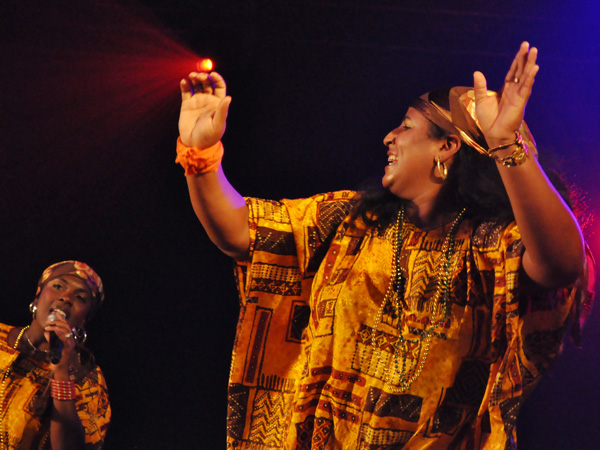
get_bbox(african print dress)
[0,324,111,449]
[226,190,588,449]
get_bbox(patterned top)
[226,191,587,450]
[0,323,111,449]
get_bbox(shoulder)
[245,191,359,223]
[0,323,14,351]
[246,190,359,206]
[75,349,108,387]
[308,190,359,202]
[0,323,11,335]
[471,220,521,252]
[305,191,360,217]
[85,363,109,389]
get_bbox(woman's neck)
[405,200,461,231]
[24,322,49,352]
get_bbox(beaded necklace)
[370,206,466,393]
[0,326,29,449]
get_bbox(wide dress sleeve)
[77,364,111,449]
[471,221,593,449]
[226,191,358,447]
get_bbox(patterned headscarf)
[410,86,537,156]
[35,261,104,315]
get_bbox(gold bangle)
[489,131,529,167]
[487,132,520,154]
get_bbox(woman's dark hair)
[353,120,575,231]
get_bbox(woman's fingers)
[180,78,193,100]
[504,41,530,84]
[184,71,227,98]
[210,72,227,98]
[520,47,539,89]
[213,96,232,133]
[505,45,538,102]
[472,71,489,103]
[45,321,73,342]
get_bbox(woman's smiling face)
[382,107,444,201]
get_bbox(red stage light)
[196,58,214,72]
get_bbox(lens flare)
[196,58,214,72]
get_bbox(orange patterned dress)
[226,191,589,449]
[0,324,111,449]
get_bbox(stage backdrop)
[1,1,598,448]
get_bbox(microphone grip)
[49,331,63,364]
[47,310,66,364]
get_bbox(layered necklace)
[371,205,466,393]
[0,327,30,448]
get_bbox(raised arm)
[473,42,585,288]
[46,313,86,450]
[178,71,250,260]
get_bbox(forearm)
[177,71,248,258]
[50,367,85,450]
[494,148,585,287]
[50,401,86,450]
[186,166,250,260]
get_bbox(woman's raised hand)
[179,71,232,149]
[473,41,539,144]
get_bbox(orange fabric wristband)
[175,137,224,175]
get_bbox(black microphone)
[47,310,66,364]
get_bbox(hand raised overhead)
[179,71,232,149]
[473,41,539,144]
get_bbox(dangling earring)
[436,157,448,181]
[29,302,38,318]
[71,327,87,345]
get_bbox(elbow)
[212,232,251,261]
[551,251,586,289]
[544,253,585,290]
[532,264,583,290]
[551,262,585,288]
[560,239,587,286]
[220,244,250,261]
[524,240,586,289]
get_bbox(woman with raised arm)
[175,42,593,449]
[0,261,111,449]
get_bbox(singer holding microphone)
[0,261,110,449]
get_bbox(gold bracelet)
[488,131,529,167]
[487,132,521,154]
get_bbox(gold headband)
[411,87,537,157]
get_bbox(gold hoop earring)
[29,301,37,318]
[436,157,448,181]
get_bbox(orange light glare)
[196,58,214,72]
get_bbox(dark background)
[1,1,599,448]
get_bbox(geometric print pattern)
[358,423,414,449]
[248,389,293,447]
[0,323,111,449]
[226,192,585,449]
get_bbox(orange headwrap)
[35,261,104,315]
